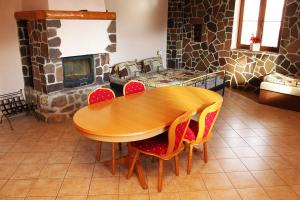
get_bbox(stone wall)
[16,18,116,122]
[25,83,109,122]
[167,0,300,91]
[17,20,32,87]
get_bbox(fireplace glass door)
[62,55,94,88]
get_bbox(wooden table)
[73,86,223,188]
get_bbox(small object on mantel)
[80,10,88,12]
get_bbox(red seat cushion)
[184,111,217,141]
[88,89,115,104]
[124,81,145,95]
[132,133,168,156]
[132,121,190,156]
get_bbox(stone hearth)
[16,12,116,122]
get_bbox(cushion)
[111,61,140,79]
[88,89,115,104]
[142,57,165,73]
[264,72,300,88]
[124,81,145,95]
[132,120,190,156]
[132,133,168,156]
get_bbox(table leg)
[111,143,116,175]
[102,145,148,189]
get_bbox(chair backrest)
[123,80,145,96]
[195,100,222,143]
[166,111,193,155]
[88,88,115,105]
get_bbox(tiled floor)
[0,89,300,200]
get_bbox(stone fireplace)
[15,10,116,122]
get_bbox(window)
[237,0,286,52]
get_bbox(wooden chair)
[88,88,121,174]
[127,111,192,192]
[123,80,145,96]
[184,101,222,174]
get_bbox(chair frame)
[184,101,222,174]
[87,87,121,175]
[123,80,146,96]
[127,111,192,192]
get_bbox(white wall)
[57,20,111,57]
[48,0,106,11]
[0,0,24,94]
[105,0,168,66]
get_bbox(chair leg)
[187,144,193,175]
[203,142,208,163]
[111,143,116,175]
[158,159,163,192]
[118,143,122,152]
[127,151,140,179]
[96,142,102,161]
[174,155,179,176]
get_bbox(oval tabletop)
[73,86,223,142]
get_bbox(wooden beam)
[14,10,116,20]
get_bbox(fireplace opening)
[62,55,94,88]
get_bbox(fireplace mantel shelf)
[14,10,116,20]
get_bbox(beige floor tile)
[59,178,90,196]
[0,179,34,198]
[202,173,233,190]
[25,197,55,200]
[240,158,271,171]
[234,129,257,138]
[39,164,69,179]
[264,186,299,200]
[56,196,87,200]
[226,171,259,188]
[0,164,18,179]
[89,177,119,195]
[148,175,177,193]
[0,180,7,190]
[275,169,300,185]
[149,192,180,200]
[189,160,224,174]
[47,152,73,164]
[175,174,206,192]
[218,159,248,172]
[262,157,294,170]
[92,163,116,178]
[253,146,279,157]
[231,147,259,158]
[0,153,26,164]
[179,191,211,200]
[251,170,286,187]
[119,176,148,194]
[209,189,241,200]
[28,178,63,197]
[212,148,237,159]
[66,163,94,178]
[223,138,249,148]
[71,152,96,164]
[22,153,50,164]
[11,164,44,179]
[87,195,117,200]
[237,187,270,200]
[0,143,14,153]
[291,185,300,196]
[53,141,78,152]
[119,194,150,200]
